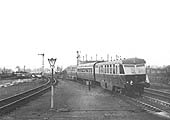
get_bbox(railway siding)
[143,96,170,109]
[0,78,47,100]
[0,77,51,115]
[143,88,170,114]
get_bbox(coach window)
[110,64,112,74]
[100,65,103,73]
[112,64,115,74]
[99,65,101,73]
[115,65,117,74]
[100,66,102,74]
[107,65,109,74]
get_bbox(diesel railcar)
[65,58,150,96]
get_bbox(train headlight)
[130,80,133,85]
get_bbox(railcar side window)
[115,64,120,74]
[100,65,104,73]
[110,64,112,74]
[115,65,117,74]
[99,66,100,74]
[107,65,109,73]
[105,65,107,73]
[119,65,125,74]
[113,64,115,74]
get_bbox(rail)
[145,88,170,98]
[144,88,170,103]
[124,95,170,119]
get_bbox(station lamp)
[48,58,57,109]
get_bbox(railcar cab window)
[136,64,146,74]
[123,64,135,74]
[123,64,146,74]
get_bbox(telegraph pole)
[38,53,44,76]
[76,51,80,66]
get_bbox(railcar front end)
[123,58,150,95]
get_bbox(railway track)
[125,88,170,119]
[127,96,170,119]
[0,77,56,115]
[144,88,170,108]
[145,88,170,102]
[114,88,170,119]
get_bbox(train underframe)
[123,84,144,96]
[112,82,150,96]
[66,74,149,97]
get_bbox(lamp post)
[48,58,57,109]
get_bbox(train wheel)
[119,88,122,94]
[112,86,116,92]
[138,86,144,96]
[115,87,118,93]
[122,88,126,95]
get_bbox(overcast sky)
[0,0,170,70]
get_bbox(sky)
[0,0,170,70]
